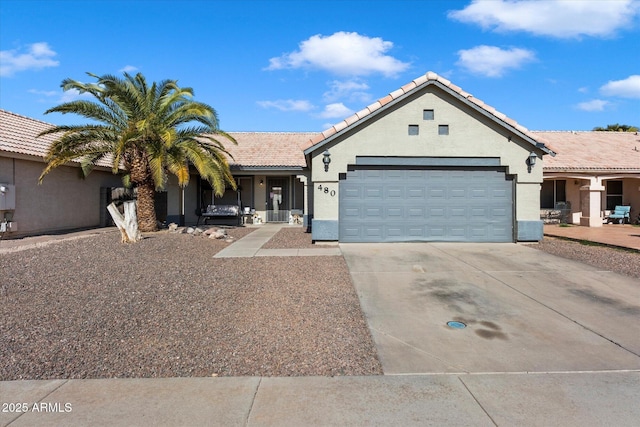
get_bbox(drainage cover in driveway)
[447,321,467,329]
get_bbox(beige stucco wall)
[309,86,545,223]
[552,176,640,225]
[0,155,122,237]
[622,179,640,220]
[165,174,201,225]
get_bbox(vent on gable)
[408,125,419,136]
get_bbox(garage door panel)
[429,189,446,198]
[471,208,488,217]
[492,189,509,198]
[364,187,383,198]
[407,226,425,236]
[386,207,404,217]
[386,226,403,237]
[451,189,468,198]
[386,186,405,199]
[365,226,383,238]
[364,207,383,219]
[339,168,513,242]
[407,187,426,199]
[385,170,405,180]
[363,170,384,179]
[342,187,361,199]
[342,206,361,219]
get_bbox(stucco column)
[579,177,604,227]
[296,174,309,228]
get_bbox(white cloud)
[323,79,371,103]
[448,0,639,38]
[59,88,95,103]
[456,45,536,77]
[256,99,315,112]
[266,31,410,77]
[29,86,93,104]
[599,75,640,98]
[316,103,354,119]
[28,89,58,97]
[576,99,610,111]
[119,65,139,73]
[0,42,60,76]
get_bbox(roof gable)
[303,71,554,156]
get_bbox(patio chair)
[606,206,631,224]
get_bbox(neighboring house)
[0,110,123,237]
[1,71,561,242]
[0,109,313,236]
[533,131,640,226]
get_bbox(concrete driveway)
[341,243,640,374]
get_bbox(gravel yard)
[3,225,638,382]
[1,227,382,380]
[527,236,640,279]
[262,226,333,249]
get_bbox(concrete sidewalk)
[544,223,640,251]
[214,223,341,258]
[3,371,639,426]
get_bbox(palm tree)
[593,123,639,132]
[38,72,236,232]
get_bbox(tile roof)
[533,131,640,173]
[0,109,114,168]
[0,109,58,159]
[0,109,311,170]
[210,132,315,169]
[4,109,638,174]
[303,71,548,153]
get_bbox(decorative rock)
[186,227,195,234]
[193,227,205,236]
[168,223,179,232]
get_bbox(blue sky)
[1,0,639,132]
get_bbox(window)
[438,125,449,135]
[606,180,623,210]
[408,125,419,135]
[540,180,566,209]
[423,109,434,120]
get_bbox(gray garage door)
[339,168,513,242]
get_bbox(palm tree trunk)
[137,181,158,232]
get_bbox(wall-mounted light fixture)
[322,150,331,172]
[259,179,264,186]
[527,151,537,173]
[0,185,6,193]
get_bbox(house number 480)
[317,185,336,197]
